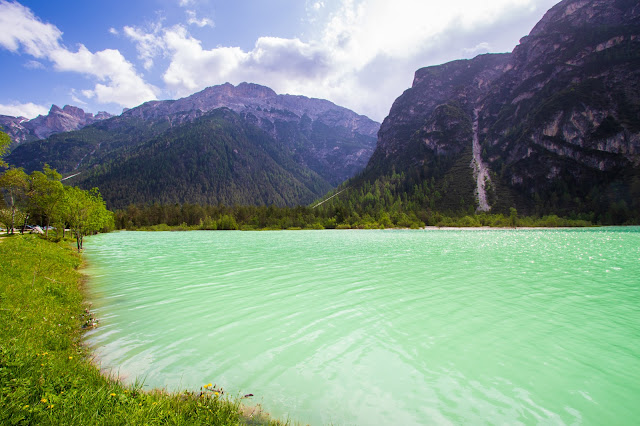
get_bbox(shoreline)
[79,240,283,425]
[0,235,284,425]
[116,224,633,232]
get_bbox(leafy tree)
[0,167,28,234]
[509,207,518,227]
[0,130,10,168]
[28,165,64,238]
[64,186,114,251]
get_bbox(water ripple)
[84,228,640,425]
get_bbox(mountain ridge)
[0,105,113,145]
[6,83,380,209]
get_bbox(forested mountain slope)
[7,83,379,208]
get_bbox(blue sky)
[0,0,559,122]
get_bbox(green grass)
[0,235,284,425]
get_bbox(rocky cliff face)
[0,105,113,145]
[370,53,510,170]
[479,0,640,190]
[362,0,640,221]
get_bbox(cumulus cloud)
[158,26,332,98]
[186,10,213,27]
[0,1,157,108]
[123,23,165,70]
[49,46,157,105]
[247,37,330,78]
[162,25,246,93]
[0,1,61,57]
[0,101,49,119]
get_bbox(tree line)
[114,200,594,232]
[0,131,114,250]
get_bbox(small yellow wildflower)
[152,402,157,405]
[40,364,44,367]
[41,398,47,403]
[204,383,212,388]
[68,356,73,360]
[48,404,54,409]
[214,392,220,396]
[110,393,116,397]
[124,390,128,393]
[139,403,142,406]
[23,405,29,409]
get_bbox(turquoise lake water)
[83,228,640,425]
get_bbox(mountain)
[0,105,113,145]
[7,83,379,208]
[81,108,333,207]
[346,0,640,224]
[115,82,379,186]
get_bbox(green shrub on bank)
[0,235,281,425]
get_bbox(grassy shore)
[0,234,282,425]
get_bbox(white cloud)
[70,89,88,105]
[463,42,492,56]
[0,101,49,119]
[0,1,61,57]
[186,10,213,27]
[109,27,119,35]
[0,1,157,109]
[163,25,247,93]
[49,45,158,106]
[123,24,165,70]
[178,0,194,6]
[24,59,45,69]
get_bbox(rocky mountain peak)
[48,104,63,115]
[0,104,113,145]
[61,104,91,119]
[234,82,278,99]
[95,111,112,120]
[123,82,379,139]
[529,0,639,37]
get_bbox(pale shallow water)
[84,228,640,425]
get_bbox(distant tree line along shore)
[112,165,637,230]
[114,202,597,231]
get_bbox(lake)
[83,228,640,425]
